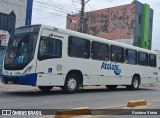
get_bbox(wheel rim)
[133,79,139,88]
[67,78,77,90]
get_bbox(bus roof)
[29,25,158,55]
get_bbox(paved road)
[0,84,160,110]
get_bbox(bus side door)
[36,29,66,86]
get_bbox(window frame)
[138,51,148,66]
[125,49,137,65]
[68,36,90,59]
[91,41,109,61]
[38,36,62,61]
[110,45,124,63]
[149,54,156,67]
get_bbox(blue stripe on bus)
[1,73,37,86]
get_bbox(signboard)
[0,34,6,39]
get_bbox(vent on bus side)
[56,64,62,71]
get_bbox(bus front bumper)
[1,73,37,86]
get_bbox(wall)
[0,0,33,46]
[134,1,153,49]
[66,1,153,49]
[0,0,33,28]
[67,2,136,40]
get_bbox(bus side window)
[125,49,137,65]
[68,36,90,59]
[149,54,156,67]
[91,41,109,61]
[39,38,47,56]
[110,45,124,63]
[38,36,62,60]
[138,51,148,66]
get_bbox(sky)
[32,0,160,50]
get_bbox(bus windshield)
[4,25,40,70]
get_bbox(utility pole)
[80,0,90,33]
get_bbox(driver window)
[39,39,47,56]
[38,36,62,61]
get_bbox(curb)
[127,100,147,107]
[55,107,91,118]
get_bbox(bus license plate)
[8,81,13,85]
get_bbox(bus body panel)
[1,25,158,89]
[35,29,66,86]
[36,74,64,86]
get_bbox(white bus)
[1,25,159,93]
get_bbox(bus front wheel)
[63,74,79,94]
[38,86,53,92]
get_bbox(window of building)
[110,45,124,63]
[138,52,148,66]
[149,54,156,67]
[4,15,8,30]
[150,18,152,29]
[0,11,16,32]
[136,14,142,24]
[125,49,137,65]
[91,41,109,61]
[68,36,90,59]
[0,14,5,30]
[38,36,62,61]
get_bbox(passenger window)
[149,54,156,67]
[125,49,137,65]
[91,41,109,61]
[138,52,148,66]
[110,45,124,63]
[38,36,62,61]
[68,36,90,59]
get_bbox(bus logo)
[101,62,121,75]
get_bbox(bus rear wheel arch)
[126,75,140,90]
[38,86,53,92]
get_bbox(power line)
[33,3,68,14]
[34,0,74,13]
[36,0,80,11]
[87,3,94,11]
[17,0,78,14]
[0,0,66,18]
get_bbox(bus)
[1,25,159,93]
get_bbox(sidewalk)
[0,82,38,92]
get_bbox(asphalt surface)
[0,83,160,118]
[0,83,160,109]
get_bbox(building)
[66,1,153,49]
[0,0,33,47]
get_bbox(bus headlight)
[23,66,33,76]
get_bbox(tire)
[106,85,117,90]
[38,86,53,92]
[126,76,140,90]
[63,74,79,94]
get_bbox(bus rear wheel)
[63,74,79,94]
[106,85,117,90]
[126,76,140,90]
[38,86,53,92]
